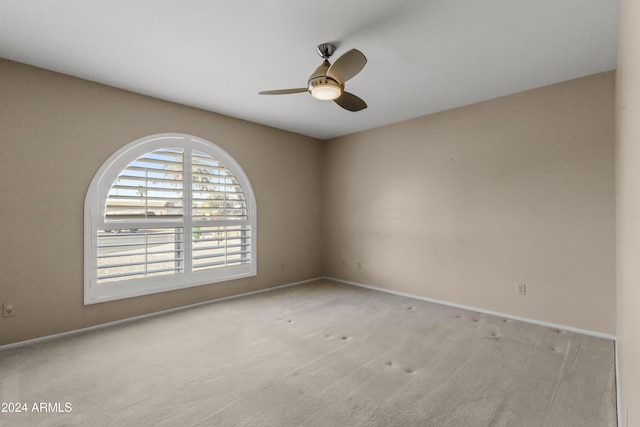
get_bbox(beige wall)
[0,58,617,348]
[0,59,324,346]
[323,72,616,335]
[616,0,640,425]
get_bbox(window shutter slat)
[105,148,184,220]
[96,227,184,283]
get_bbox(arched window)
[84,133,256,304]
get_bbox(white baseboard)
[324,276,617,341]
[0,277,323,351]
[616,339,622,427]
[2,275,616,347]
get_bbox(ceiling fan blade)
[334,91,367,112]
[259,88,308,95]
[326,49,367,84]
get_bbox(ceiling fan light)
[310,84,342,101]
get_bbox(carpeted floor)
[0,279,616,426]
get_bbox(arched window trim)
[84,133,257,304]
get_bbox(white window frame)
[84,133,256,304]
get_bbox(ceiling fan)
[259,43,367,112]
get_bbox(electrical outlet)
[2,302,15,317]
[517,284,526,296]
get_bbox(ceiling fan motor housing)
[308,59,343,100]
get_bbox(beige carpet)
[0,279,616,426]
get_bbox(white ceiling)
[0,0,620,140]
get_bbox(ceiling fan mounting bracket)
[316,43,337,59]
